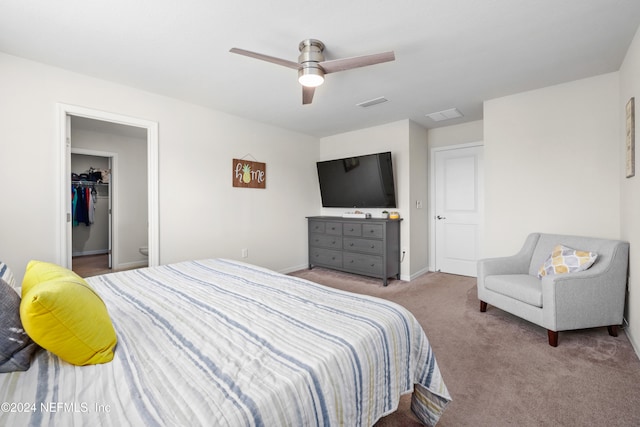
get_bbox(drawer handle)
[349,243,354,247]
[371,245,375,248]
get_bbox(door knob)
[437,215,446,220]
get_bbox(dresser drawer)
[343,237,383,254]
[308,220,325,234]
[362,224,383,239]
[310,233,342,249]
[310,247,343,268]
[343,252,383,275]
[343,223,362,236]
[324,222,342,235]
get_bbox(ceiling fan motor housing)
[298,39,325,86]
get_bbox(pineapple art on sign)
[232,159,266,189]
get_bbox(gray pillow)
[0,278,38,372]
[0,260,15,289]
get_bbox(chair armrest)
[478,254,530,277]
[541,242,629,330]
[477,233,541,288]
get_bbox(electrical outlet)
[241,248,248,258]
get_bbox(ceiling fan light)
[298,67,324,87]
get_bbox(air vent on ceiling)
[357,97,389,108]
[425,107,463,122]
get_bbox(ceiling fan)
[229,39,395,105]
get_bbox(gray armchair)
[477,233,629,346]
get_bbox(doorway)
[57,103,159,270]
[70,150,114,275]
[430,143,484,276]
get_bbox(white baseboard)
[72,249,109,257]
[407,266,431,281]
[279,263,310,275]
[115,260,148,270]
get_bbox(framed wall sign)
[232,158,266,189]
[626,97,635,178]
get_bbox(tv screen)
[316,151,397,208]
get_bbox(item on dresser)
[307,216,401,286]
[342,211,371,218]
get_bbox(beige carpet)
[289,267,640,427]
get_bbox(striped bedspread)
[0,259,450,426]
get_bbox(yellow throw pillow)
[20,261,117,366]
[22,260,85,296]
[537,245,598,279]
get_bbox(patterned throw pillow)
[537,245,598,279]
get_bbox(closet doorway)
[71,150,114,275]
[57,103,159,272]
[70,117,149,276]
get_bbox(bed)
[0,258,450,426]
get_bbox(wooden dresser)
[307,216,401,285]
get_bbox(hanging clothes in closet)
[71,184,97,226]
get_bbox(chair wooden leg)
[480,301,487,312]
[547,330,558,347]
[608,325,619,337]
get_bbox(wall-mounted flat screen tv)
[316,151,397,208]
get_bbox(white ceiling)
[2,1,639,138]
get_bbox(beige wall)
[408,121,429,278]
[0,52,319,282]
[620,26,640,352]
[483,72,621,257]
[427,120,484,149]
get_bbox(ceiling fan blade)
[302,86,315,105]
[319,51,395,74]
[229,48,300,70]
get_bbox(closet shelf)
[72,180,109,186]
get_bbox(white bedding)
[0,259,450,426]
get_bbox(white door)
[433,144,484,276]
